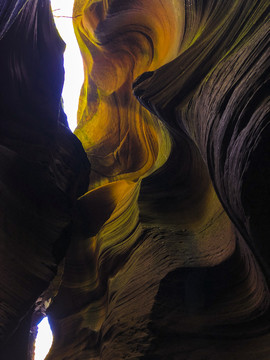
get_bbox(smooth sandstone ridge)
[0,0,269,359]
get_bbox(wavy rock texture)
[0,0,269,359]
[45,1,270,360]
[134,0,270,276]
[73,0,186,187]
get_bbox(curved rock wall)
[0,1,269,359]
[47,0,270,359]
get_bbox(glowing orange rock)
[72,0,186,188]
[46,1,270,359]
[0,0,269,359]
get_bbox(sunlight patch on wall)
[34,317,53,360]
[51,0,84,131]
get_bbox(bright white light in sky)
[51,0,84,131]
[34,5,82,359]
[34,317,53,360]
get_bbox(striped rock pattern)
[0,1,269,359]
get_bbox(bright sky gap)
[34,1,83,359]
[34,317,53,360]
[51,0,84,132]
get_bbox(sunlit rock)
[72,0,186,187]
[0,0,269,359]
[47,0,270,359]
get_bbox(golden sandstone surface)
[0,0,269,359]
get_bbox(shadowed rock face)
[0,0,269,359]
[0,1,91,358]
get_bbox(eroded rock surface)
[0,0,269,359]
[47,0,270,359]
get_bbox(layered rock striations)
[47,0,270,359]
[0,0,269,359]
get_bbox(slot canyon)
[0,0,269,359]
